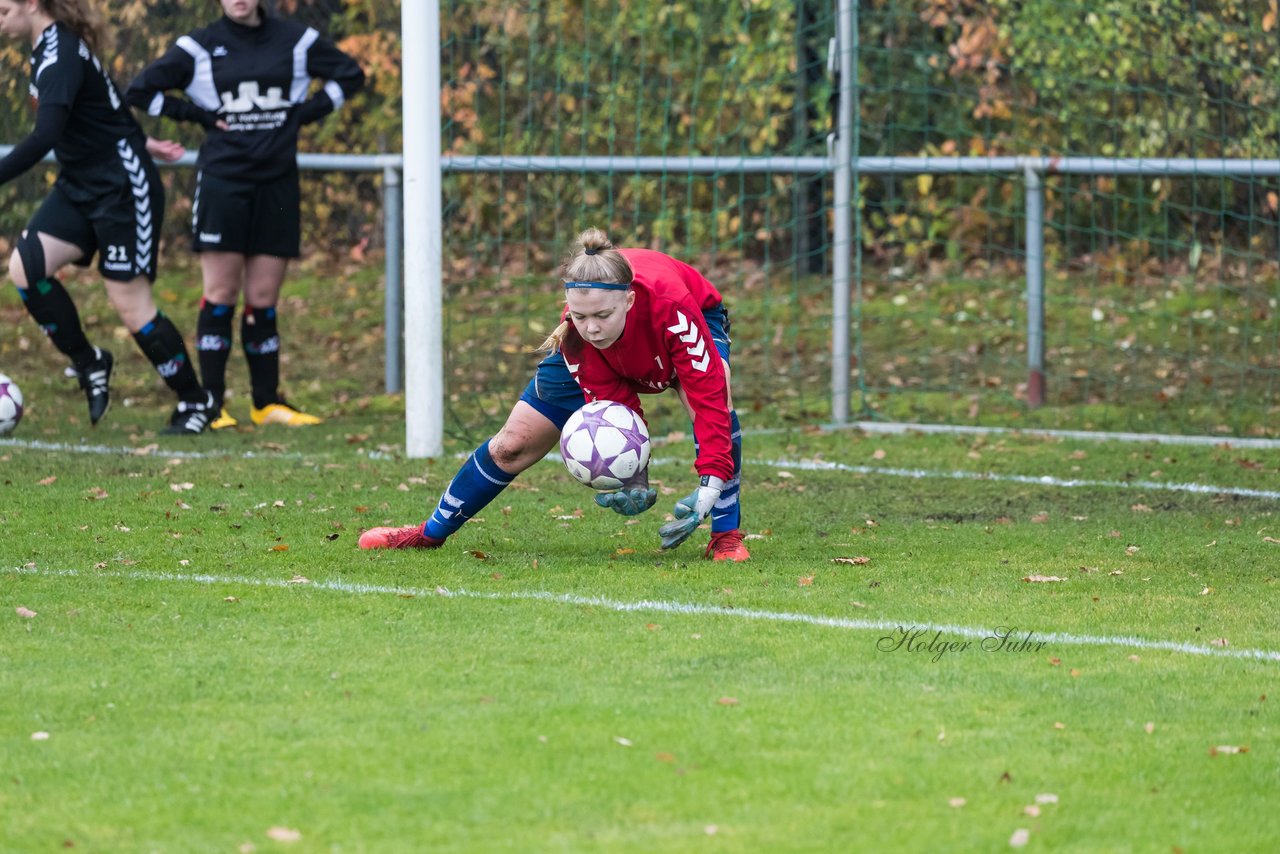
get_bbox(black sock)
[132,313,205,403]
[18,277,96,368]
[241,306,280,409]
[196,300,235,409]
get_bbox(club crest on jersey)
[666,311,712,372]
[219,81,290,113]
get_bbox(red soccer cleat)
[358,524,444,550]
[706,529,751,562]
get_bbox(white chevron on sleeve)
[666,311,690,336]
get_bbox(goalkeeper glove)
[658,475,724,550]
[594,467,657,517]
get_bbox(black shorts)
[28,137,165,283]
[192,169,301,258]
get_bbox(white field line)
[5,436,1275,501]
[822,420,1280,450]
[12,566,1280,664]
[0,437,294,459]
[746,458,1280,501]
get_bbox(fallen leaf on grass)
[1035,793,1059,805]
[1053,722,1066,730]
[615,548,635,556]
[1030,513,1049,523]
[948,797,966,808]
[1125,545,1140,555]
[38,476,56,486]
[170,483,194,492]
[224,596,240,603]
[1209,638,1229,647]
[832,556,871,565]
[467,550,489,560]
[287,576,310,585]
[798,575,815,587]
[1131,503,1153,513]
[614,736,633,747]
[325,533,339,541]
[1024,805,1041,817]
[265,827,302,843]
[1200,586,1212,596]
[1144,722,1155,734]
[30,731,50,741]
[1023,575,1066,583]
[1263,537,1280,545]
[655,752,676,763]
[15,606,37,619]
[717,697,739,706]
[269,544,289,552]
[872,448,886,460]
[1078,566,1098,574]
[1009,828,1030,848]
[1205,540,1217,547]
[85,487,109,500]
[1209,745,1248,756]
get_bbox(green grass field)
[2,261,1279,850]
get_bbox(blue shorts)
[520,305,731,429]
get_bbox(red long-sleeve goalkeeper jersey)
[559,248,734,482]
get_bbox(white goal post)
[401,0,445,458]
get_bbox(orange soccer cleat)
[706,529,751,562]
[358,524,444,550]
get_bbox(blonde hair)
[41,0,110,56]
[536,228,633,352]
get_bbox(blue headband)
[564,280,630,291]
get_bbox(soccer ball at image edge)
[559,400,652,491]
[0,373,23,436]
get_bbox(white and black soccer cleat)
[162,390,215,435]
[75,347,114,426]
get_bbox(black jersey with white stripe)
[0,22,145,186]
[126,13,364,182]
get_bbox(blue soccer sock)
[710,411,742,533]
[423,440,515,541]
[686,409,743,535]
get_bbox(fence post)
[1024,163,1046,408]
[383,165,404,394]
[830,0,855,426]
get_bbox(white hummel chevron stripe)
[34,26,58,81]
[666,311,690,335]
[691,354,711,372]
[687,338,706,359]
[116,139,154,277]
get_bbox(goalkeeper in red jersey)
[360,227,749,562]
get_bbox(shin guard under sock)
[424,440,516,541]
[17,278,95,368]
[241,306,280,409]
[132,313,205,403]
[709,411,742,533]
[196,300,235,408]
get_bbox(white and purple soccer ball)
[560,400,651,491]
[0,373,23,436]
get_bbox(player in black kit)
[127,0,364,429]
[0,0,215,434]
